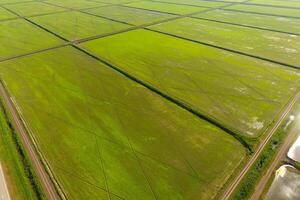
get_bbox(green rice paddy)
[1,0,300,199]
[81,29,300,138]
[247,0,300,8]
[0,7,16,20]
[150,0,229,8]
[0,19,63,60]
[195,10,300,35]
[126,1,208,15]
[44,0,107,9]
[3,2,66,17]
[0,46,245,199]
[30,11,131,41]
[84,5,175,26]
[226,4,300,18]
[150,17,300,67]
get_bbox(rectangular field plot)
[247,0,300,8]
[4,2,66,17]
[81,29,300,138]
[84,5,175,26]
[0,19,64,60]
[148,0,229,8]
[126,1,209,15]
[0,7,16,20]
[150,17,300,68]
[0,46,246,200]
[44,0,107,9]
[30,11,132,41]
[194,10,300,35]
[225,4,300,18]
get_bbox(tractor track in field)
[221,91,300,200]
[0,81,62,200]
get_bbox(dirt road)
[0,81,60,200]
[250,114,300,200]
[221,91,300,200]
[0,163,11,200]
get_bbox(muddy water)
[265,165,300,200]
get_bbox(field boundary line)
[222,8,300,19]
[220,90,300,200]
[149,0,225,8]
[242,2,300,10]
[0,3,119,23]
[190,16,300,36]
[147,28,300,70]
[0,44,70,63]
[72,45,251,151]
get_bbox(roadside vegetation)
[231,101,300,200]
[0,98,45,200]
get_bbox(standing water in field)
[265,165,300,200]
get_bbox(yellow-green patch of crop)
[0,7,16,20]
[30,11,131,41]
[152,0,229,7]
[81,29,300,138]
[150,17,300,68]
[0,46,246,200]
[0,19,64,60]
[44,0,107,9]
[84,5,175,25]
[4,2,66,17]
[195,10,300,35]
[126,1,208,15]
[225,4,300,18]
[247,0,300,8]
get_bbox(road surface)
[0,81,60,200]
[250,114,300,200]
[0,164,11,200]
[221,91,300,200]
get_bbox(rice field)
[30,11,131,41]
[149,17,300,67]
[0,0,300,199]
[84,5,175,26]
[225,4,300,18]
[3,2,66,17]
[195,10,300,35]
[126,1,209,15]
[0,46,245,199]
